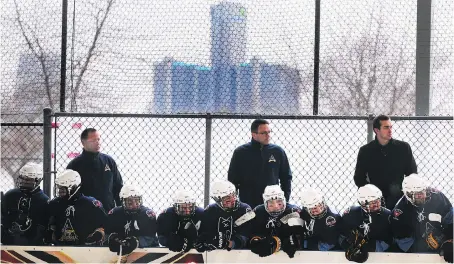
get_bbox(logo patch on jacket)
[93,200,102,208]
[268,155,276,163]
[393,209,403,220]
[326,216,337,227]
[146,209,156,218]
[105,164,111,171]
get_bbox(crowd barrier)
[1,246,445,263]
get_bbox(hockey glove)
[122,236,139,255]
[282,234,300,258]
[167,233,185,252]
[250,236,281,257]
[85,228,105,245]
[108,233,122,254]
[345,230,369,263]
[346,247,369,263]
[427,228,445,250]
[440,240,453,263]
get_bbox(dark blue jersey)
[47,195,107,245]
[106,206,158,247]
[391,189,453,253]
[299,206,341,251]
[199,202,253,249]
[157,206,204,247]
[340,205,392,252]
[251,203,304,240]
[1,188,49,245]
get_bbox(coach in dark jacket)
[67,128,123,212]
[228,119,292,209]
[354,115,417,210]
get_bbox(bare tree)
[1,0,115,186]
[320,17,416,116]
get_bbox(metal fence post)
[204,114,212,208]
[367,114,374,143]
[43,108,53,197]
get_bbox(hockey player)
[47,169,107,245]
[157,190,204,252]
[1,162,49,245]
[391,174,453,263]
[197,180,255,251]
[106,184,158,256]
[299,187,341,251]
[249,185,304,258]
[340,184,393,263]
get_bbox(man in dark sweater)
[67,128,123,211]
[354,115,417,210]
[228,119,292,209]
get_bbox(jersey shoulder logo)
[146,209,156,218]
[92,200,102,208]
[326,215,337,227]
[105,164,111,171]
[269,155,276,163]
[393,209,403,219]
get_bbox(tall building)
[152,2,301,115]
[210,2,247,67]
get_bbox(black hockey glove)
[346,247,369,263]
[440,240,453,263]
[427,228,445,250]
[122,236,139,255]
[167,233,185,252]
[345,230,369,263]
[85,228,105,245]
[282,234,300,258]
[250,236,281,257]
[108,233,122,254]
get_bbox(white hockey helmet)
[18,162,43,192]
[55,169,81,199]
[120,184,143,212]
[211,180,238,212]
[402,174,428,206]
[301,188,327,219]
[173,190,196,217]
[263,185,286,217]
[357,184,382,212]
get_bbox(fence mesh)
[52,115,453,215]
[1,124,44,193]
[2,0,452,120]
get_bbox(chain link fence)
[1,0,453,120]
[1,123,44,193]
[50,114,453,215]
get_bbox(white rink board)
[1,246,446,263]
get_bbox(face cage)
[265,198,286,217]
[358,198,382,213]
[405,189,428,206]
[122,196,142,212]
[213,193,239,212]
[174,202,196,217]
[305,202,327,219]
[17,176,41,192]
[57,185,80,199]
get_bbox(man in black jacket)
[67,128,123,212]
[354,115,417,210]
[228,119,292,209]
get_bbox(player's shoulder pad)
[327,206,340,216]
[286,203,302,213]
[238,202,252,211]
[139,206,156,218]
